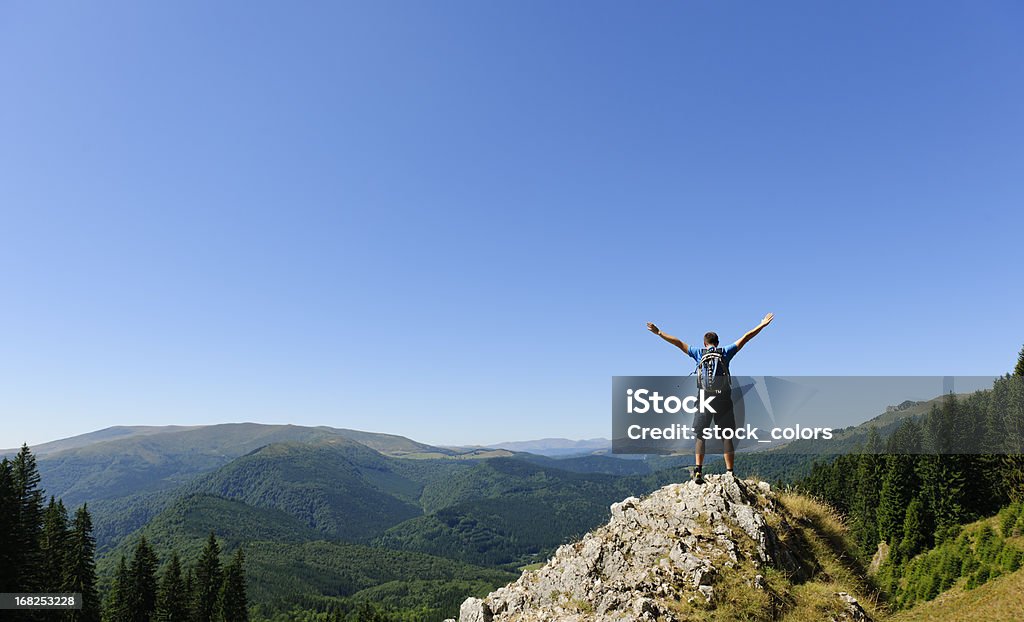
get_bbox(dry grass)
[661,492,886,621]
[661,563,778,621]
[776,492,848,545]
[775,492,886,621]
[782,581,870,622]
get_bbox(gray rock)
[456,476,840,622]
[697,585,715,603]
[835,592,873,622]
[459,597,492,622]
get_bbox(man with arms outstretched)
[646,313,774,483]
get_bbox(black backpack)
[696,347,730,394]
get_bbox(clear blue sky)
[2,2,1022,447]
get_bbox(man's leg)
[718,393,737,475]
[692,413,708,483]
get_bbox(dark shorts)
[692,391,737,441]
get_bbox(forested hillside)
[796,372,1024,615]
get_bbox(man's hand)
[735,313,775,351]
[648,323,689,353]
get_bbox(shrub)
[975,526,999,562]
[999,502,1021,537]
[968,564,992,590]
[961,552,980,576]
[935,524,962,546]
[922,572,941,601]
[999,546,1022,572]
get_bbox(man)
[646,313,774,483]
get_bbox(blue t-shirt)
[687,343,738,392]
[686,343,739,365]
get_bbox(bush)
[922,572,942,601]
[961,552,980,576]
[999,502,1021,537]
[967,564,992,590]
[934,549,957,589]
[935,524,962,546]
[975,526,1000,562]
[999,546,1022,572]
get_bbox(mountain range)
[9,385,1007,620]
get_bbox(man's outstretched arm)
[647,322,690,354]
[735,313,775,351]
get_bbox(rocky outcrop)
[834,592,873,622]
[458,475,872,622]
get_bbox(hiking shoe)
[692,470,705,485]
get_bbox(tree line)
[105,532,248,622]
[0,445,101,621]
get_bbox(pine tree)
[182,569,195,621]
[66,504,100,622]
[1003,374,1024,501]
[193,533,222,622]
[0,459,17,592]
[900,496,933,560]
[878,421,922,555]
[982,378,1009,454]
[106,556,131,622]
[851,430,883,554]
[41,496,71,593]
[155,551,188,622]
[13,444,46,592]
[218,548,248,622]
[128,536,159,622]
[919,397,970,530]
[1014,344,1024,377]
[917,453,965,532]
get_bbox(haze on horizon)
[2,2,1023,448]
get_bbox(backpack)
[696,347,730,394]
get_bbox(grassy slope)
[888,569,1024,622]
[773,492,885,622]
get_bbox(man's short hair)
[704,331,719,346]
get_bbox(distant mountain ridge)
[4,422,451,461]
[1,425,205,457]
[21,423,460,509]
[484,437,611,456]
